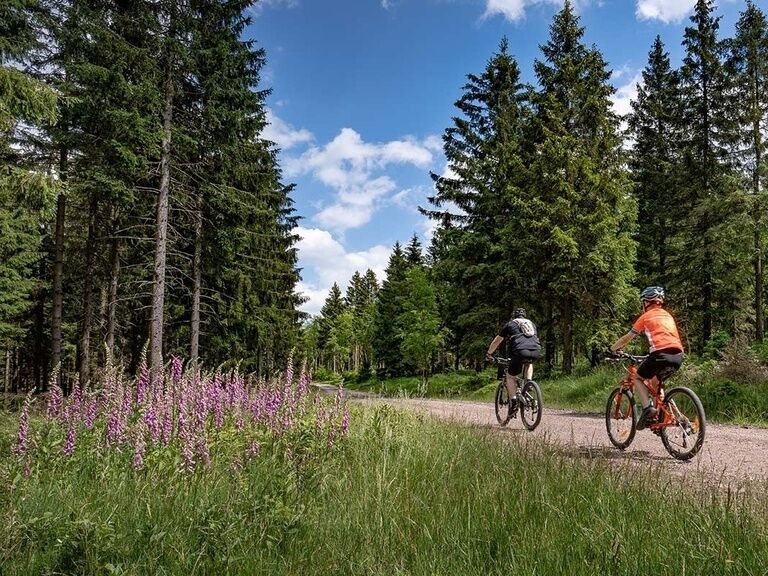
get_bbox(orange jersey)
[631,307,683,353]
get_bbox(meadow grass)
[3,405,768,575]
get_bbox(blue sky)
[251,0,752,316]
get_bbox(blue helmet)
[640,286,665,303]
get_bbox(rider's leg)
[505,373,518,398]
[523,362,533,381]
[631,373,651,409]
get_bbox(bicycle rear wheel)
[494,381,512,426]
[520,380,543,430]
[605,387,636,450]
[660,387,706,460]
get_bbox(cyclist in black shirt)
[486,309,542,405]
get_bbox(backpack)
[513,318,536,337]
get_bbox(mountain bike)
[490,357,543,430]
[604,350,705,460]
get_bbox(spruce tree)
[530,0,635,372]
[726,0,768,341]
[422,38,529,364]
[629,37,685,288]
[373,243,410,376]
[678,0,750,347]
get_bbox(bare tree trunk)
[4,349,10,394]
[190,190,203,362]
[51,149,67,390]
[150,52,175,382]
[545,298,555,372]
[562,296,573,375]
[106,216,120,353]
[78,197,98,387]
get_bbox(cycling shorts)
[637,348,683,380]
[507,349,540,376]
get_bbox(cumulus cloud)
[635,0,694,23]
[294,226,392,315]
[262,108,313,150]
[611,72,641,118]
[482,0,590,22]
[285,128,436,233]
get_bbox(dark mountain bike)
[490,357,543,431]
[604,350,705,460]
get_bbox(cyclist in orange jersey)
[609,286,684,429]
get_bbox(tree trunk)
[190,189,203,362]
[4,349,10,394]
[754,90,764,341]
[545,298,555,372]
[51,149,67,390]
[562,296,573,375]
[106,217,120,353]
[78,197,98,387]
[150,50,175,382]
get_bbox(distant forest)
[302,0,768,378]
[2,1,767,392]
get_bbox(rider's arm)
[610,330,637,352]
[486,335,504,357]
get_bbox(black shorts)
[637,349,683,380]
[507,349,540,376]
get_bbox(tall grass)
[3,402,768,574]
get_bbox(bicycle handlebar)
[604,350,647,364]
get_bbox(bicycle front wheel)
[520,380,543,431]
[605,387,636,450]
[660,387,706,460]
[494,381,511,426]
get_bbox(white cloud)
[285,128,436,233]
[251,0,299,15]
[482,0,590,22]
[611,72,641,118]
[262,108,313,150]
[635,0,693,23]
[295,226,391,315]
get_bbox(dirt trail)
[355,395,768,485]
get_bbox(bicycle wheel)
[494,381,512,426]
[605,387,636,450]
[660,387,706,460]
[520,380,543,431]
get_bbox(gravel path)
[355,395,768,486]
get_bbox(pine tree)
[0,0,57,377]
[317,282,346,367]
[629,37,685,288]
[422,37,529,365]
[530,0,636,372]
[726,0,768,341]
[678,0,750,348]
[373,243,410,376]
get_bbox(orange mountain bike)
[604,351,705,460]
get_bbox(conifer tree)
[0,0,57,355]
[629,37,684,288]
[530,0,635,372]
[373,243,410,375]
[678,0,750,347]
[423,38,529,364]
[726,0,768,340]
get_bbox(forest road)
[352,395,768,487]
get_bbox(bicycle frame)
[616,358,675,432]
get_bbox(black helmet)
[640,286,665,303]
[512,308,526,318]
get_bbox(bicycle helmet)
[512,308,527,319]
[640,286,665,303]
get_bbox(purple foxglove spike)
[63,423,76,456]
[12,389,34,457]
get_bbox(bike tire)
[605,387,636,450]
[660,387,706,460]
[520,380,543,431]
[494,381,512,426]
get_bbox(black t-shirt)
[500,318,541,354]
